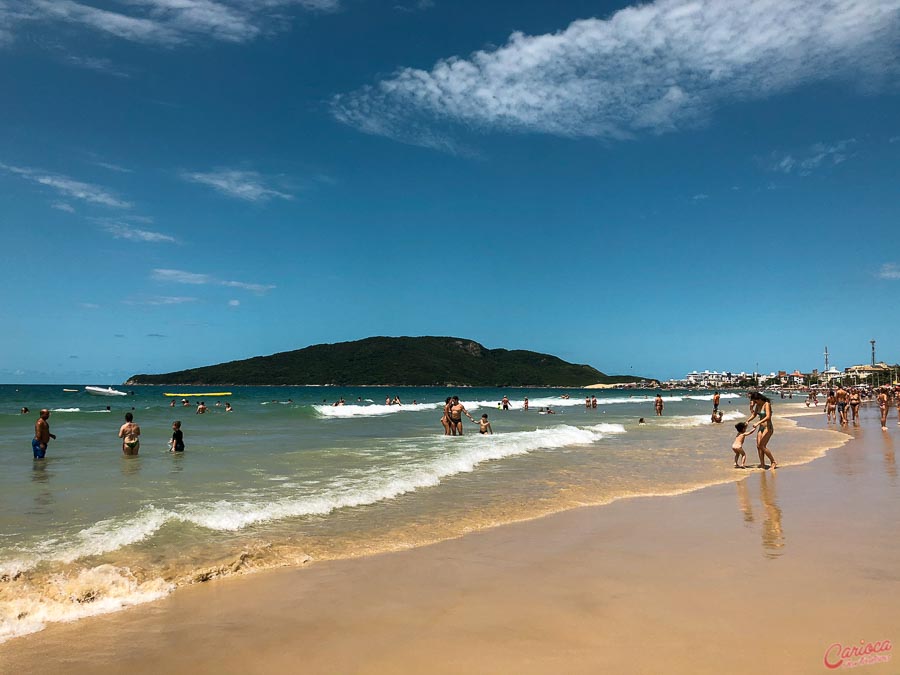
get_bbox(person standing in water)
[32,409,56,459]
[169,420,185,453]
[655,394,664,416]
[118,412,141,456]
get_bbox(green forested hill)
[126,336,637,387]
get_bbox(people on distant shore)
[747,392,776,469]
[478,414,493,435]
[732,421,758,468]
[118,412,141,456]
[655,394,664,416]
[169,421,185,453]
[32,409,55,459]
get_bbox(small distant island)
[125,336,644,387]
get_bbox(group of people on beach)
[822,385,900,430]
[30,409,186,459]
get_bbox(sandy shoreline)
[2,408,898,674]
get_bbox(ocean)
[0,384,841,643]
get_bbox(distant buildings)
[667,361,898,389]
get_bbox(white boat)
[85,386,129,397]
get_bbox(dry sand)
[2,410,898,674]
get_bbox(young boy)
[169,421,185,453]
[478,414,493,435]
[732,422,757,468]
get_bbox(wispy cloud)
[64,55,131,78]
[0,162,132,208]
[103,222,177,243]
[691,193,709,201]
[770,139,857,175]
[228,299,240,307]
[79,302,101,309]
[146,333,167,338]
[125,295,198,305]
[877,263,900,280]
[333,0,900,150]
[152,268,276,293]
[9,0,340,48]
[92,160,133,173]
[52,202,76,213]
[182,169,294,202]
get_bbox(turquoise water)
[0,384,842,642]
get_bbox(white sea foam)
[314,402,441,418]
[684,393,742,402]
[0,423,625,571]
[50,408,81,413]
[0,565,173,644]
[656,410,745,428]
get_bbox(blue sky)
[1,0,899,383]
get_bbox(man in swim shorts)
[32,409,56,459]
[835,385,849,425]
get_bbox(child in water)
[169,421,185,453]
[478,414,493,435]
[732,422,757,468]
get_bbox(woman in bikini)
[118,412,141,456]
[848,389,861,424]
[440,397,452,435]
[825,390,837,423]
[747,392,777,469]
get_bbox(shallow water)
[0,385,843,642]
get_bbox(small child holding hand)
[732,422,757,468]
[478,414,493,435]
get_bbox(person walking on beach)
[448,396,475,435]
[747,392,777,469]
[825,390,837,423]
[877,388,890,431]
[118,412,141,456]
[32,409,56,459]
[654,394,664,416]
[848,388,861,425]
[169,420,185,453]
[835,385,849,425]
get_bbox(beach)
[1,403,897,673]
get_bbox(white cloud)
[877,263,900,280]
[152,268,212,284]
[52,202,76,213]
[691,193,709,201]
[6,0,339,48]
[152,268,275,293]
[125,295,199,305]
[182,169,294,202]
[333,0,900,150]
[0,162,131,208]
[79,302,101,309]
[104,223,177,243]
[92,160,133,173]
[228,299,240,306]
[771,138,857,175]
[64,55,131,78]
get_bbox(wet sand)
[2,408,898,674]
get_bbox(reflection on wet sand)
[758,471,784,559]
[880,432,896,481]
[735,479,754,524]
